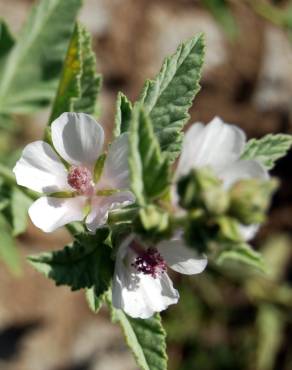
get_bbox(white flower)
[112,235,207,318]
[13,112,135,232]
[175,116,269,240]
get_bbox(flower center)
[67,166,94,195]
[130,242,167,278]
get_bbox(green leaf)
[85,286,108,313]
[202,0,238,39]
[217,242,266,272]
[114,92,132,138]
[0,0,82,114]
[129,106,170,205]
[0,20,15,60]
[49,23,101,122]
[241,134,292,170]
[73,26,102,114]
[139,34,205,160]
[0,213,21,274]
[11,186,32,236]
[110,305,167,370]
[256,305,284,370]
[28,229,114,292]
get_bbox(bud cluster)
[176,168,278,253]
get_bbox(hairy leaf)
[73,25,102,114]
[110,306,167,370]
[114,92,132,138]
[129,106,170,205]
[28,230,114,293]
[217,242,266,272]
[49,23,101,122]
[139,34,205,160]
[241,134,292,170]
[0,0,82,114]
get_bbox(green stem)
[66,222,85,235]
[108,207,139,225]
[0,162,16,185]
[247,0,287,28]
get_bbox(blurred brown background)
[0,1,292,370]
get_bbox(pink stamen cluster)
[67,166,94,195]
[132,247,167,278]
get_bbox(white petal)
[219,159,269,189]
[85,191,135,232]
[239,224,260,241]
[51,112,104,167]
[29,196,87,232]
[112,236,179,319]
[98,133,130,189]
[176,117,246,178]
[13,141,70,193]
[157,240,207,275]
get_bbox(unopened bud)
[229,178,278,225]
[134,205,170,240]
[177,168,229,214]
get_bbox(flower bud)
[134,205,170,240]
[184,211,219,254]
[229,178,278,225]
[177,168,229,215]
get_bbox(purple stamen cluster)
[67,166,93,195]
[132,247,167,278]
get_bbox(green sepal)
[49,191,75,198]
[216,215,243,243]
[94,153,106,183]
[134,205,170,241]
[229,178,278,225]
[114,92,132,137]
[177,168,229,215]
[85,286,109,314]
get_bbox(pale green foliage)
[28,230,114,294]
[110,305,167,370]
[50,23,101,122]
[139,34,205,160]
[129,106,170,205]
[241,134,292,170]
[114,92,132,138]
[0,0,82,114]
[256,305,284,370]
[0,213,21,274]
[217,242,266,272]
[201,0,238,39]
[11,187,32,236]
